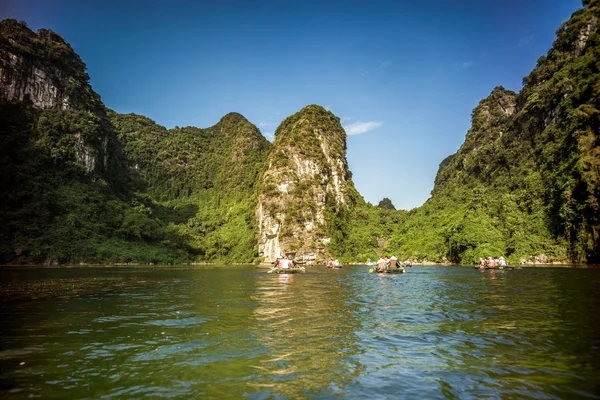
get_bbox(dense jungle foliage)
[1,0,598,265]
[332,0,600,265]
[0,100,186,264]
[110,111,271,263]
[0,100,271,264]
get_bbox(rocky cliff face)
[0,19,112,175]
[256,105,354,264]
[0,51,69,109]
[0,19,92,110]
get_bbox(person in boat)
[280,255,291,269]
[390,256,406,273]
[479,258,485,268]
[376,256,387,272]
[499,257,506,268]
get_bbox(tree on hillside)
[377,197,396,210]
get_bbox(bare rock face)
[575,15,597,56]
[74,131,110,174]
[257,105,353,264]
[0,20,83,110]
[471,87,517,131]
[0,51,69,109]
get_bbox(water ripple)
[1,266,599,398]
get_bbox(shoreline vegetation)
[0,261,594,269]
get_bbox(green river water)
[1,265,599,399]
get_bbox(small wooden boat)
[369,268,406,274]
[267,267,306,274]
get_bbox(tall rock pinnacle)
[256,105,354,264]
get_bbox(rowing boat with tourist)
[475,256,516,270]
[369,256,407,274]
[267,255,306,274]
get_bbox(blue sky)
[2,0,583,209]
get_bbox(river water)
[1,265,599,399]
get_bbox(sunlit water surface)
[1,265,599,399]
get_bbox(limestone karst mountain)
[256,105,356,264]
[0,19,102,112]
[418,1,600,263]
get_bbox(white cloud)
[360,70,370,77]
[379,61,392,69]
[257,120,273,128]
[340,116,355,123]
[343,121,383,135]
[263,131,275,142]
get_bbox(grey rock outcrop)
[0,51,69,109]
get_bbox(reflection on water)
[1,266,599,398]
[249,269,362,398]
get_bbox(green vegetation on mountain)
[0,0,598,265]
[0,99,182,264]
[0,99,271,264]
[0,20,153,264]
[110,111,271,263]
[377,198,396,210]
